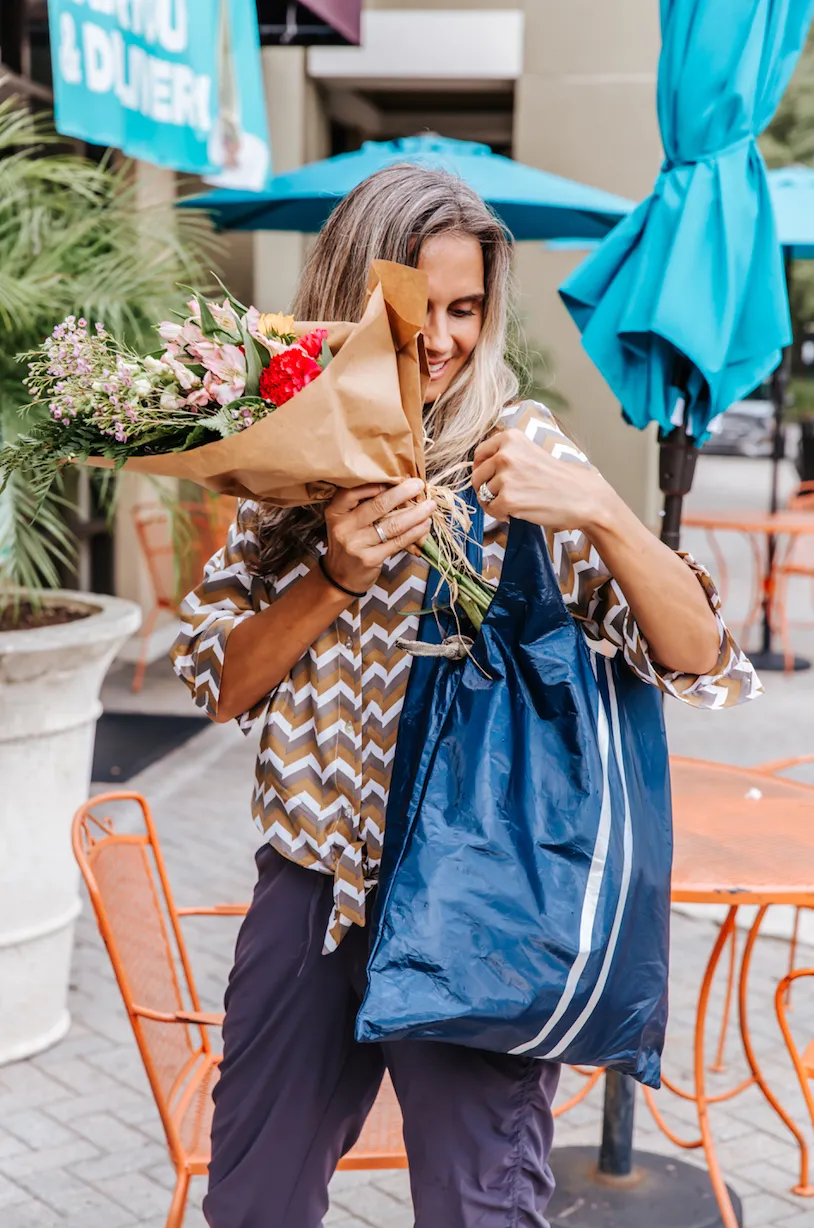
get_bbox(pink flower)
[186,297,241,337]
[244,306,288,357]
[203,370,245,406]
[198,342,247,405]
[160,350,202,392]
[185,387,211,408]
[158,317,207,359]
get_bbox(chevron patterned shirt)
[171,401,760,952]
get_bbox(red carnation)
[259,347,322,407]
[298,328,328,359]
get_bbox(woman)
[172,165,759,1228]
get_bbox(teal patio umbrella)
[769,164,814,257]
[551,169,814,672]
[178,135,635,242]
[559,0,814,549]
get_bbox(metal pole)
[0,0,27,76]
[598,1071,635,1177]
[748,251,810,671]
[659,418,698,552]
[590,396,698,1185]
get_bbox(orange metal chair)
[130,497,237,693]
[776,967,814,1141]
[72,791,408,1227]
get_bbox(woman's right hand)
[323,478,435,594]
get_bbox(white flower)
[159,390,182,412]
[144,356,166,374]
[132,377,152,398]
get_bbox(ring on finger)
[478,481,497,505]
[373,520,389,545]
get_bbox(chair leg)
[165,1168,191,1228]
[786,907,802,1009]
[775,971,814,1195]
[775,572,795,674]
[132,605,159,694]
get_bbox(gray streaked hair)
[251,163,518,577]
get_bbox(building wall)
[253,46,331,313]
[114,1,666,641]
[514,0,663,525]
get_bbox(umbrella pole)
[658,411,698,552]
[748,254,810,672]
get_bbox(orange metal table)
[667,757,814,1228]
[682,509,814,660]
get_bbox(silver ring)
[478,482,497,505]
[373,520,389,544]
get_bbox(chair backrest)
[72,792,208,1158]
[132,498,237,612]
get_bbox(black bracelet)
[318,554,368,600]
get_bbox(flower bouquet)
[1,261,494,628]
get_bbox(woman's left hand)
[472,429,614,533]
[474,429,722,675]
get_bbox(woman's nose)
[423,311,452,356]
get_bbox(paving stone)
[89,1169,174,1218]
[3,1107,82,1150]
[47,1087,149,1124]
[68,1110,154,1152]
[740,1189,813,1225]
[0,1132,33,1163]
[71,1141,170,1183]
[0,1171,31,1211]
[0,1200,63,1228]
[0,1138,100,1179]
[6,465,814,1228]
[13,1168,138,1225]
[330,1180,414,1227]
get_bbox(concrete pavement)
[2,452,813,1228]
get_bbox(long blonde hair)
[252,163,518,577]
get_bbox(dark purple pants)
[204,844,560,1228]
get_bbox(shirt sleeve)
[170,500,277,733]
[484,401,762,709]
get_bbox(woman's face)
[418,233,485,403]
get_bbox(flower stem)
[419,534,494,631]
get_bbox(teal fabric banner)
[49,0,272,191]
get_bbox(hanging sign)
[48,0,272,191]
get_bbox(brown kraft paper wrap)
[85,260,430,506]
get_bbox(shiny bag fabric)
[356,515,672,1087]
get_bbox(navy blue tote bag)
[356,511,672,1088]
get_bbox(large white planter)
[0,591,141,1065]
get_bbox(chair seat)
[340,1071,407,1170]
[178,1060,406,1174]
[177,1056,221,1174]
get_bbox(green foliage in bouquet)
[0,90,213,597]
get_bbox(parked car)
[703,385,774,458]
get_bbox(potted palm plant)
[0,93,210,1064]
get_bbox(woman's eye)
[450,308,476,319]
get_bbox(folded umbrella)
[559,0,814,443]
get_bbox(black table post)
[749,255,810,671]
[598,1072,635,1178]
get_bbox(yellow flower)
[257,311,296,339]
